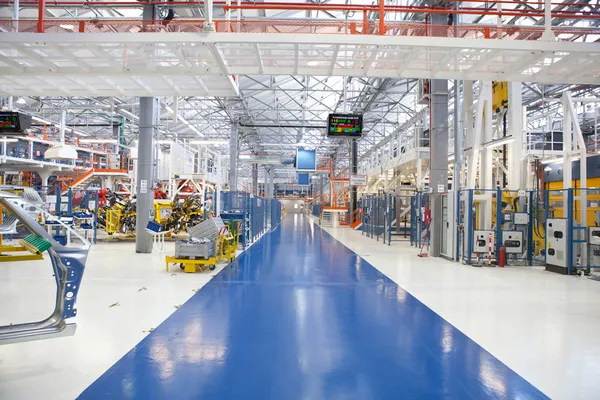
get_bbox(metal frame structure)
[0,191,90,344]
[1,0,600,191]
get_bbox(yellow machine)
[105,209,122,235]
[165,227,239,273]
[154,200,173,224]
[545,179,600,226]
[473,190,545,256]
[492,81,508,113]
[0,206,46,262]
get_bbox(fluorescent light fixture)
[79,139,117,144]
[260,143,339,147]
[483,136,515,149]
[15,97,27,105]
[157,140,173,144]
[540,157,563,164]
[540,155,581,164]
[189,140,228,145]
[31,115,52,124]
[544,166,553,172]
[59,24,75,31]
[0,137,18,143]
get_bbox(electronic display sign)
[327,113,363,138]
[0,112,32,135]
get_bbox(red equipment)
[498,246,506,268]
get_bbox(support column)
[203,0,215,31]
[349,139,358,217]
[252,164,259,196]
[12,0,19,32]
[429,13,450,258]
[542,0,555,41]
[507,82,524,190]
[135,97,156,253]
[229,124,238,191]
[320,174,324,206]
[429,78,449,258]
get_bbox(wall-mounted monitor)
[0,112,32,135]
[296,148,316,171]
[327,113,363,138]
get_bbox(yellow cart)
[165,229,238,273]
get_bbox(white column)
[562,94,572,208]
[464,81,474,188]
[12,0,19,32]
[204,0,215,31]
[507,82,524,190]
[542,0,555,41]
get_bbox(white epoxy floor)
[0,241,226,400]
[321,222,600,400]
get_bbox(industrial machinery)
[164,194,203,233]
[589,227,600,268]
[545,218,569,274]
[0,191,90,344]
[166,216,237,273]
[502,231,523,254]
[473,230,495,264]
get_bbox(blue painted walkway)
[79,214,547,399]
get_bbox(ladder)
[320,210,333,227]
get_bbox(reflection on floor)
[323,220,600,400]
[79,214,546,399]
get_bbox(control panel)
[502,231,523,254]
[473,230,495,253]
[545,218,568,274]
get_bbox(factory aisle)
[79,214,547,399]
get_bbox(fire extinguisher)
[498,245,506,268]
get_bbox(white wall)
[280,199,304,214]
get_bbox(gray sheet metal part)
[0,191,90,345]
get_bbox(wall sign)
[140,179,148,194]
[350,175,367,186]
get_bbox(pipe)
[59,110,66,143]
[239,122,327,129]
[31,123,122,127]
[378,0,385,35]
[13,0,19,32]
[0,0,591,6]
[37,0,44,32]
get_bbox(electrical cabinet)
[502,231,523,254]
[514,213,529,225]
[473,230,495,254]
[546,218,568,274]
[589,227,600,266]
[589,227,600,245]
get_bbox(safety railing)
[3,2,600,42]
[360,191,427,247]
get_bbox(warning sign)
[140,179,148,194]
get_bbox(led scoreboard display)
[0,112,32,135]
[327,113,363,138]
